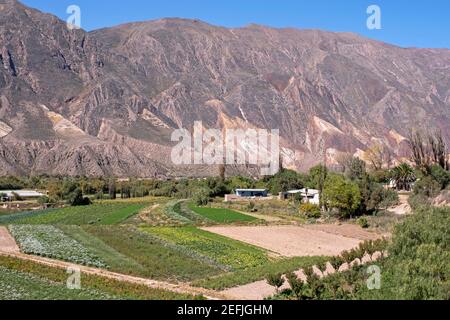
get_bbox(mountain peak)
[0,1,449,177]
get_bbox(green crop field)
[187,204,257,223]
[83,225,223,281]
[8,225,107,268]
[142,226,269,270]
[0,203,148,225]
[0,255,197,300]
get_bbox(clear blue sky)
[20,0,450,49]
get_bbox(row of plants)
[193,256,330,290]
[8,225,108,268]
[0,209,55,225]
[0,266,116,300]
[174,201,213,224]
[163,200,193,224]
[4,202,148,225]
[267,206,450,300]
[142,226,269,270]
[83,225,222,281]
[0,255,199,300]
[187,203,257,223]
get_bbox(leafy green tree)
[413,176,441,198]
[307,165,328,190]
[345,157,366,181]
[192,189,211,206]
[68,188,91,206]
[430,164,450,189]
[266,169,304,194]
[322,174,361,218]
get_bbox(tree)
[391,163,416,191]
[345,157,366,181]
[193,189,211,206]
[430,164,450,189]
[266,273,285,294]
[413,176,441,198]
[409,130,449,174]
[365,143,393,170]
[108,178,116,200]
[308,165,328,191]
[266,169,304,194]
[322,174,361,218]
[68,188,91,206]
[218,164,226,181]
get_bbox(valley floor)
[0,198,388,300]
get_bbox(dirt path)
[0,226,20,253]
[202,225,376,257]
[139,204,160,223]
[235,210,282,222]
[388,194,411,215]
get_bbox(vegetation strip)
[142,226,270,270]
[0,254,203,300]
[188,204,257,223]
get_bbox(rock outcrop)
[0,0,449,176]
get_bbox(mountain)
[0,0,449,177]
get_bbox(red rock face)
[0,0,449,176]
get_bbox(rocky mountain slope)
[0,0,449,177]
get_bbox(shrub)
[299,203,321,219]
[247,202,257,212]
[357,217,369,229]
[286,272,307,299]
[192,189,211,206]
[266,273,285,293]
[68,189,92,206]
[37,196,50,205]
[413,176,441,198]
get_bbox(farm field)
[8,225,107,268]
[0,196,389,300]
[0,255,197,300]
[202,225,380,257]
[84,225,223,281]
[193,255,329,290]
[0,202,149,225]
[142,226,270,270]
[187,203,258,223]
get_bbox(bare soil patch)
[202,225,379,257]
[0,226,20,253]
[388,194,412,215]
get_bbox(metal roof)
[0,190,45,197]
